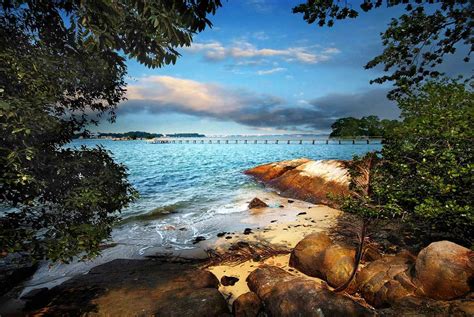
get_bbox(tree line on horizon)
[329,116,399,138]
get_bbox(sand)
[207,191,342,304]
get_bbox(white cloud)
[253,31,269,40]
[257,67,286,75]
[183,40,340,64]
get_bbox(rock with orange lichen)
[245,159,350,207]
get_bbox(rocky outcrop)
[248,197,268,209]
[244,158,310,182]
[356,252,417,307]
[414,241,474,300]
[232,292,262,317]
[289,232,355,288]
[246,265,375,316]
[22,259,229,316]
[245,159,350,206]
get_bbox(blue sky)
[98,0,409,135]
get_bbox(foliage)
[330,116,399,138]
[293,0,473,98]
[0,0,220,262]
[341,81,473,247]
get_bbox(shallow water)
[25,138,381,290]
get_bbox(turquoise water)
[26,138,381,289]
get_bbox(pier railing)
[148,137,384,145]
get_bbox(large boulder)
[247,265,375,317]
[356,252,417,307]
[232,292,262,317]
[289,232,355,288]
[244,158,310,182]
[414,241,474,300]
[245,159,350,206]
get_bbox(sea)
[22,137,382,291]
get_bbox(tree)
[294,0,473,98]
[329,116,398,137]
[0,0,221,262]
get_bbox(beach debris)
[221,275,239,286]
[248,197,268,209]
[297,212,307,216]
[205,241,290,266]
[192,236,206,244]
[243,228,252,235]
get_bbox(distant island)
[73,132,206,140]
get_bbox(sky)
[97,0,411,136]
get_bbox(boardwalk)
[148,138,383,145]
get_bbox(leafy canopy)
[0,0,221,262]
[294,0,473,97]
[330,116,399,138]
[340,81,473,247]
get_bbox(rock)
[287,199,294,203]
[414,240,474,300]
[248,198,268,209]
[356,252,417,307]
[246,159,350,206]
[217,232,226,237]
[289,232,355,287]
[297,212,307,216]
[379,295,474,317]
[247,265,375,316]
[232,292,262,317]
[192,236,206,244]
[23,259,228,316]
[221,275,239,286]
[154,288,229,317]
[244,158,310,182]
[243,228,252,235]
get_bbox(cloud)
[121,76,399,132]
[257,67,286,75]
[183,40,340,64]
[253,31,269,40]
[246,0,273,12]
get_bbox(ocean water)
[25,138,381,290]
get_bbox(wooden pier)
[149,138,383,145]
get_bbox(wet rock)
[247,265,375,316]
[356,252,417,307]
[289,232,355,287]
[248,198,268,209]
[232,292,262,317]
[279,205,284,208]
[297,212,307,216]
[217,232,226,237]
[23,259,227,316]
[192,236,206,244]
[154,288,229,317]
[243,228,252,235]
[221,275,240,286]
[287,199,294,203]
[244,158,310,182]
[414,241,474,300]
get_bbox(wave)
[119,202,187,224]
